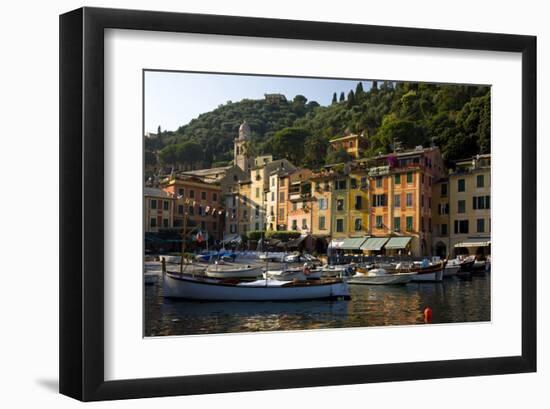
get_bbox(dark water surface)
[144,274,491,336]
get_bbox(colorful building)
[287,169,313,234]
[162,175,224,240]
[310,172,334,237]
[144,187,174,233]
[433,154,491,257]
[329,133,367,159]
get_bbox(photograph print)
[143,71,491,337]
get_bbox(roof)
[264,159,297,174]
[329,134,361,143]
[144,187,173,198]
[182,166,231,178]
[384,237,412,249]
[360,237,389,251]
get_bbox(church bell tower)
[234,121,253,172]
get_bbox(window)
[421,217,425,232]
[406,216,414,231]
[394,194,401,207]
[255,223,259,230]
[406,172,413,184]
[150,199,157,209]
[355,218,362,231]
[335,179,347,190]
[230,224,236,234]
[428,197,432,208]
[406,193,413,207]
[441,183,448,197]
[271,191,275,201]
[201,191,207,200]
[255,187,260,198]
[188,205,194,215]
[441,223,448,236]
[394,174,401,184]
[212,193,217,202]
[150,218,156,228]
[421,174,425,185]
[373,194,387,207]
[473,195,491,210]
[270,206,274,216]
[350,178,357,189]
[163,200,169,210]
[336,198,345,211]
[318,216,326,230]
[421,194,424,208]
[394,217,401,231]
[178,188,184,196]
[318,198,327,210]
[280,178,285,187]
[279,192,285,202]
[178,204,184,214]
[360,177,367,188]
[336,219,344,232]
[458,179,465,192]
[428,176,432,186]
[163,218,169,228]
[189,189,195,198]
[198,206,204,216]
[454,220,469,234]
[376,177,382,188]
[477,218,485,233]
[255,205,260,217]
[302,219,307,229]
[278,208,284,220]
[458,200,466,213]
[438,203,449,215]
[231,196,236,207]
[292,202,297,211]
[355,195,362,210]
[477,174,484,188]
[292,220,298,230]
[429,217,432,232]
[376,215,383,228]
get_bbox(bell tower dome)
[234,121,254,172]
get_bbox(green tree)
[303,134,329,169]
[325,146,352,164]
[346,90,356,108]
[339,92,345,102]
[331,92,337,105]
[159,145,178,167]
[271,127,311,164]
[355,82,364,97]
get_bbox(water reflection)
[145,275,490,336]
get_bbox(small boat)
[443,262,461,277]
[321,264,355,277]
[205,262,263,279]
[458,256,476,272]
[348,268,416,285]
[385,261,445,282]
[163,273,350,301]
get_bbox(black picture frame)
[60,7,537,401]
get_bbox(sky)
[144,71,371,133]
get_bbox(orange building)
[144,187,174,233]
[287,169,314,234]
[162,175,224,240]
[329,133,368,159]
[362,147,445,256]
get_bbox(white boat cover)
[237,279,292,287]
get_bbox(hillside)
[145,80,490,175]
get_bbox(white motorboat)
[321,264,354,277]
[205,262,263,279]
[163,273,350,301]
[385,261,445,282]
[443,261,461,277]
[348,268,416,285]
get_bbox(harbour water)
[144,270,490,337]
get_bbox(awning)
[384,237,412,250]
[328,239,345,249]
[454,239,491,248]
[341,237,368,250]
[360,237,389,251]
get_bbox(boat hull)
[163,273,350,301]
[411,270,444,282]
[443,264,460,277]
[348,273,415,285]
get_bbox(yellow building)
[433,154,491,257]
[144,187,174,233]
[310,172,333,237]
[328,133,367,159]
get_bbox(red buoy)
[423,307,433,323]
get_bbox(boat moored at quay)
[162,272,350,301]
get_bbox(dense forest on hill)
[145,80,490,175]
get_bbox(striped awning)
[454,239,491,248]
[340,237,369,250]
[360,237,389,251]
[384,237,412,250]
